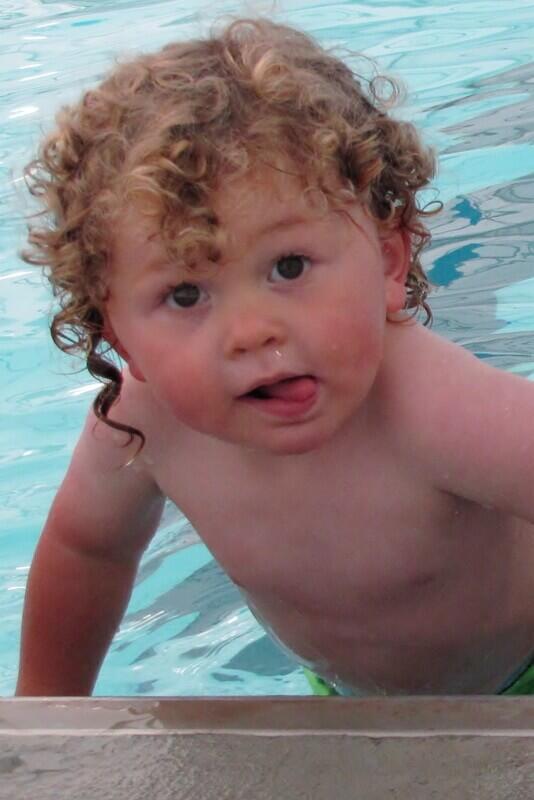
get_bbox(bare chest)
[145,428,473,612]
[139,418,534,693]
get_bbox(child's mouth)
[240,375,318,418]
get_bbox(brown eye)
[272,254,309,282]
[169,282,201,308]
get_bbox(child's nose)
[223,308,286,358]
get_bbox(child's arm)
[16,406,165,696]
[391,325,534,522]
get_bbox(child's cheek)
[322,306,384,364]
[151,356,222,429]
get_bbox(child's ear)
[381,228,411,314]
[101,321,147,383]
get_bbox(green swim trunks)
[304,658,534,696]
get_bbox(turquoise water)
[2,0,534,696]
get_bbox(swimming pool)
[2,0,534,696]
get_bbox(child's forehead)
[124,166,336,239]
[111,166,367,276]
[214,168,329,231]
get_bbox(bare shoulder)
[107,369,191,473]
[71,369,162,474]
[382,320,534,520]
[383,319,483,401]
[45,371,169,557]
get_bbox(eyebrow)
[133,212,322,285]
[254,213,315,237]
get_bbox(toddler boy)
[17,19,533,696]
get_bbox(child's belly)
[235,521,534,695]
[243,593,533,695]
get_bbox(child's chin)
[245,427,334,456]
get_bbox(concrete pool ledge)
[1,697,533,799]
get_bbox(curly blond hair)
[23,18,438,445]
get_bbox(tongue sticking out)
[259,376,316,402]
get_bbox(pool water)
[2,0,534,696]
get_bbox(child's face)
[106,169,409,455]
